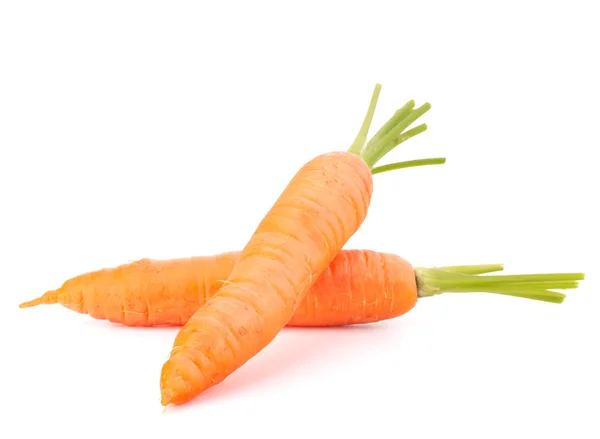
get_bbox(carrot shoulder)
[159,84,443,405]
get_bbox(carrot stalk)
[415,267,585,303]
[436,263,505,275]
[374,123,429,160]
[448,288,568,303]
[393,123,428,146]
[371,157,447,175]
[364,100,416,151]
[348,83,382,154]
[347,84,439,171]
[362,102,432,167]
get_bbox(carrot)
[19,250,584,327]
[157,83,445,406]
[18,252,240,326]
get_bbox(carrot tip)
[161,388,176,407]
[18,299,40,309]
[18,290,59,308]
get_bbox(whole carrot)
[156,83,445,406]
[19,250,584,327]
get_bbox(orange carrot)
[19,250,584,327]
[159,154,373,405]
[18,252,240,326]
[158,83,445,406]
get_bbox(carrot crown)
[347,83,445,174]
[414,264,585,304]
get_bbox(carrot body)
[160,152,373,405]
[19,249,418,327]
[20,252,238,325]
[289,249,417,326]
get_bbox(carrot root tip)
[18,300,40,309]
[18,290,59,309]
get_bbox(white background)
[1,1,599,438]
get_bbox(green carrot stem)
[365,101,415,150]
[435,264,505,275]
[433,272,584,287]
[415,266,585,303]
[443,281,580,292]
[392,123,428,147]
[371,158,446,175]
[364,103,432,167]
[449,288,567,304]
[371,124,429,168]
[348,84,382,154]
[346,83,442,172]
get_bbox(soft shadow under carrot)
[163,323,393,411]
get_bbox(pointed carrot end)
[160,375,181,407]
[19,290,59,309]
[161,393,173,407]
[19,299,41,309]
[160,355,203,407]
[160,381,176,407]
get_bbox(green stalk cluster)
[416,264,585,304]
[346,83,445,173]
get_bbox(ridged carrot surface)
[19,250,419,327]
[20,252,239,326]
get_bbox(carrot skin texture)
[21,250,418,327]
[160,152,373,405]
[289,250,417,326]
[45,253,239,326]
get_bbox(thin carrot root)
[18,300,40,309]
[18,290,59,308]
[415,265,585,303]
